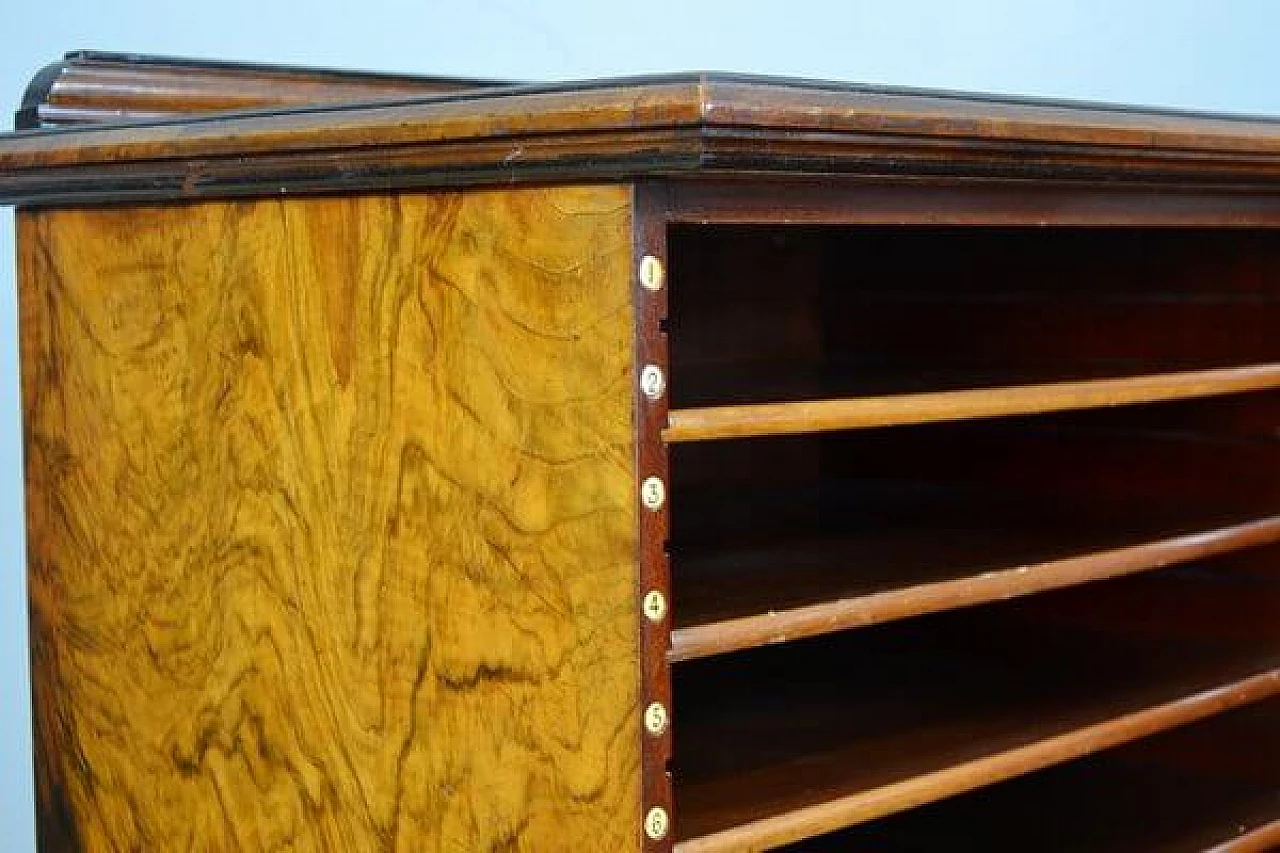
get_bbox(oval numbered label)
[640,364,665,400]
[641,477,665,511]
[642,590,666,623]
[644,702,668,735]
[640,255,665,292]
[645,807,669,841]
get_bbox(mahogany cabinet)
[3,52,1280,851]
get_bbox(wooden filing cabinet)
[3,52,1280,851]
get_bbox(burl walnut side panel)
[18,186,641,851]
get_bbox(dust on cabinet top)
[6,50,1280,205]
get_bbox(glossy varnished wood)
[680,670,1280,852]
[664,363,1280,442]
[670,514,1280,662]
[14,71,1280,203]
[19,186,641,851]
[17,51,508,129]
[672,565,1280,850]
[8,53,1280,853]
[666,380,1280,659]
[632,183,676,839]
[789,700,1280,852]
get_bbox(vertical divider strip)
[633,181,675,850]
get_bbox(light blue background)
[4,2,1280,847]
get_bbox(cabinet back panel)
[669,226,1280,406]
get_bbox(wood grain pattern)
[669,514,1280,662]
[790,698,1280,852]
[675,657,1280,852]
[19,186,641,851]
[17,51,508,130]
[663,363,1280,442]
[13,69,1280,204]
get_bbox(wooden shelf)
[663,226,1280,850]
[663,363,1280,442]
[12,57,1280,853]
[672,575,1280,851]
[781,699,1280,852]
[669,392,1280,659]
[1212,823,1280,853]
[671,513,1280,661]
[667,226,1280,412]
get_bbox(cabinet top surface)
[7,52,1280,205]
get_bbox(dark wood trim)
[16,51,510,130]
[633,181,675,850]
[16,61,68,130]
[665,177,1280,227]
[10,67,1280,204]
[0,132,706,207]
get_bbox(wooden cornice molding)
[6,55,1280,205]
[15,50,510,130]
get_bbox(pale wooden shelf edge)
[673,668,1280,852]
[669,515,1280,662]
[664,363,1280,442]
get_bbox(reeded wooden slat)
[17,51,507,129]
[663,363,1280,442]
[670,514,1280,662]
[675,667,1280,853]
